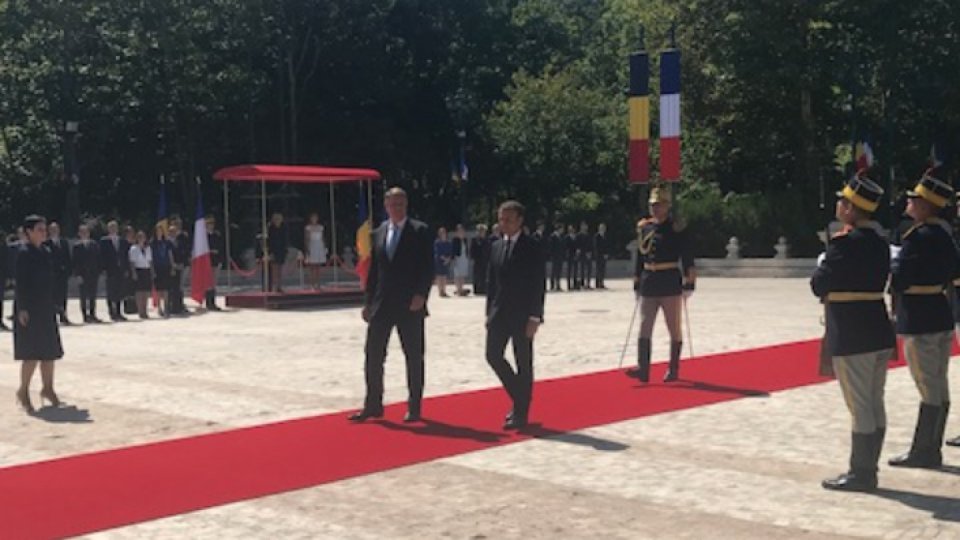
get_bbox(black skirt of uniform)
[13,244,64,361]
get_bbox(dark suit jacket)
[364,219,434,321]
[99,236,126,277]
[486,233,546,329]
[44,238,72,278]
[891,219,955,334]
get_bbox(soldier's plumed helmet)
[648,185,672,204]
[837,174,883,213]
[907,171,954,208]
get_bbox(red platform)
[225,286,364,309]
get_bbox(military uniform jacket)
[810,225,896,356]
[634,218,694,297]
[548,232,565,262]
[891,218,955,335]
[564,234,577,260]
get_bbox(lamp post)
[63,120,80,236]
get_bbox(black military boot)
[872,426,886,467]
[663,341,682,382]
[935,402,949,450]
[823,432,878,492]
[626,338,652,382]
[889,403,942,468]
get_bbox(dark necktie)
[503,237,512,261]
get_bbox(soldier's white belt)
[643,262,680,271]
[904,285,945,295]
[827,292,885,302]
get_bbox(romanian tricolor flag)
[627,51,650,183]
[355,193,373,289]
[659,49,681,181]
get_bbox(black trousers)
[473,259,488,295]
[53,274,69,318]
[566,257,578,289]
[549,258,563,290]
[105,273,125,317]
[169,270,184,312]
[486,319,534,419]
[79,275,99,318]
[595,257,607,287]
[363,312,425,412]
[579,256,593,288]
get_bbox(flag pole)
[224,176,232,290]
[329,182,338,284]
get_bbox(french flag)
[659,49,681,181]
[190,188,214,304]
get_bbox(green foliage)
[1,0,959,257]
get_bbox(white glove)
[889,245,902,262]
[816,252,826,267]
[683,289,694,300]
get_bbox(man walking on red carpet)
[350,187,434,423]
[485,200,546,430]
[812,173,895,492]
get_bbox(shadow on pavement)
[525,425,629,452]
[376,418,505,443]
[33,404,93,424]
[872,487,960,522]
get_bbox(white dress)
[452,238,470,278]
[305,224,328,264]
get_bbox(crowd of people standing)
[432,220,612,298]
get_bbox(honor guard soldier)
[812,174,895,492]
[627,185,695,383]
[888,171,956,469]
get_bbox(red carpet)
[0,338,946,537]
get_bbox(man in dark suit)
[576,222,593,289]
[350,187,434,423]
[564,225,578,290]
[73,224,102,323]
[44,222,73,325]
[594,223,610,289]
[548,223,565,291]
[99,220,128,321]
[486,200,546,429]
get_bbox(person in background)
[469,224,489,295]
[150,223,174,318]
[304,212,328,290]
[72,224,101,323]
[14,215,64,414]
[129,230,153,319]
[565,224,578,290]
[594,223,610,289]
[167,221,190,315]
[43,222,73,325]
[100,220,128,321]
[451,224,470,296]
[267,212,288,293]
[205,215,224,310]
[576,222,593,289]
[433,227,452,298]
[122,226,137,315]
[548,223,565,292]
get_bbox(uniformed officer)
[626,185,695,383]
[812,174,895,492]
[888,172,956,469]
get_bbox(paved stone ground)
[1,277,958,539]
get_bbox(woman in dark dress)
[150,223,174,317]
[14,215,64,413]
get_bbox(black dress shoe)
[403,411,421,423]
[503,416,528,430]
[505,409,514,422]
[348,409,383,422]
[625,367,649,382]
[821,472,877,492]
[888,451,941,469]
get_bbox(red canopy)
[213,164,381,183]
